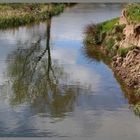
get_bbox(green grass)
[118,47,131,57]
[0,4,65,29]
[97,17,119,32]
[126,4,140,23]
[84,15,136,59]
[84,18,119,46]
[117,44,137,57]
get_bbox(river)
[0,3,140,140]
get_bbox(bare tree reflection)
[6,17,79,118]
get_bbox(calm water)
[0,3,140,139]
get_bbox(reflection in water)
[83,33,140,116]
[82,44,111,65]
[0,4,140,138]
[5,16,79,118]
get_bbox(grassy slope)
[125,3,140,23]
[84,4,140,58]
[97,17,119,32]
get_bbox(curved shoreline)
[84,3,140,114]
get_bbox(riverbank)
[84,3,140,114]
[0,3,66,29]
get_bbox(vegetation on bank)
[125,3,140,23]
[84,19,140,116]
[84,14,139,60]
[84,17,127,58]
[84,4,140,117]
[0,3,66,29]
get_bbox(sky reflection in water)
[0,3,139,139]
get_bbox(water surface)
[0,3,140,140]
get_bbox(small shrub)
[113,24,126,33]
[84,24,97,37]
[84,24,106,46]
[111,44,119,56]
[84,35,95,45]
[133,102,140,116]
[105,38,115,51]
[118,47,131,57]
[115,33,125,41]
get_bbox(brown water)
[0,3,140,139]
